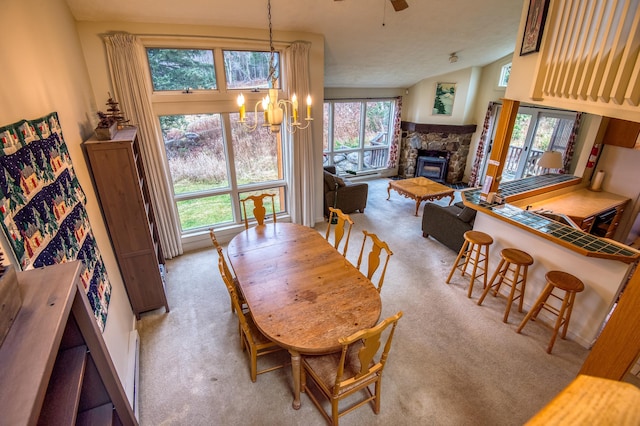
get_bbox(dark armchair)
[422,201,476,252]
[323,166,368,218]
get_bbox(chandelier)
[236,0,312,134]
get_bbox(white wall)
[403,67,481,125]
[595,145,640,243]
[0,0,134,384]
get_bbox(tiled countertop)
[462,174,640,264]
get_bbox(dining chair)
[325,207,354,257]
[218,257,288,382]
[210,228,246,314]
[356,230,393,293]
[240,193,276,229]
[301,311,403,425]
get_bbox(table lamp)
[538,150,563,174]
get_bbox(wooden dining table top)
[227,222,382,354]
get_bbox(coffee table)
[387,177,455,215]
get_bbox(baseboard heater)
[345,170,379,177]
[126,329,140,420]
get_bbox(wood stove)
[415,150,450,183]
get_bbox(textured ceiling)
[65,0,523,88]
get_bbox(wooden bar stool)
[446,230,493,298]
[477,248,534,323]
[516,270,585,354]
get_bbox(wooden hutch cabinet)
[83,127,169,318]
[0,262,137,425]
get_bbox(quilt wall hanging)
[0,112,111,331]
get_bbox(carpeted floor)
[137,178,589,425]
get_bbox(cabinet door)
[603,118,640,148]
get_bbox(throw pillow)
[333,175,346,187]
[457,207,476,223]
[323,170,336,189]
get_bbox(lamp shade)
[538,151,563,170]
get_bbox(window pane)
[333,102,361,151]
[177,194,233,231]
[323,103,330,152]
[230,113,282,185]
[159,114,228,195]
[223,50,280,90]
[147,48,216,91]
[239,187,285,220]
[499,63,511,87]
[364,101,391,147]
[333,152,360,174]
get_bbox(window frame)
[323,98,395,174]
[140,36,290,236]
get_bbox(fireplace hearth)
[415,150,450,183]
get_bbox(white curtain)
[103,33,183,258]
[283,41,315,226]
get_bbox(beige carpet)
[137,178,589,425]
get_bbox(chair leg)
[374,379,382,414]
[446,241,469,284]
[467,245,482,298]
[478,259,505,306]
[516,283,553,334]
[503,264,521,323]
[547,292,571,354]
[331,398,340,426]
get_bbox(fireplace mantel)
[401,122,477,135]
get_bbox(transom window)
[145,45,287,234]
[323,100,394,174]
[498,62,512,88]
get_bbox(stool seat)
[501,248,534,266]
[517,270,585,354]
[477,248,534,323]
[546,270,585,293]
[446,230,493,298]
[464,230,494,246]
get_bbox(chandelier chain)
[267,0,277,87]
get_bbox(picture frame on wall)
[433,82,456,116]
[520,0,550,56]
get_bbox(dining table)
[227,222,382,409]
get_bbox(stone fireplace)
[399,122,477,184]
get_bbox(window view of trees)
[149,47,286,232]
[223,50,279,89]
[146,48,216,91]
[323,100,394,173]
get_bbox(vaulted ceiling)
[65,0,524,89]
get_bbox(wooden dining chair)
[325,207,354,257]
[210,228,246,314]
[301,311,403,425]
[218,258,288,382]
[356,230,393,293]
[240,193,276,229]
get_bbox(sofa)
[422,201,477,252]
[323,166,368,217]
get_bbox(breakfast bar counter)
[460,174,639,348]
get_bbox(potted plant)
[94,111,118,140]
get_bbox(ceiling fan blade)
[390,0,409,12]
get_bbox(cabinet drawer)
[577,215,595,233]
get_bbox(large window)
[323,100,394,174]
[146,45,286,233]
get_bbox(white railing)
[533,0,640,107]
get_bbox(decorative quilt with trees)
[0,112,111,331]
